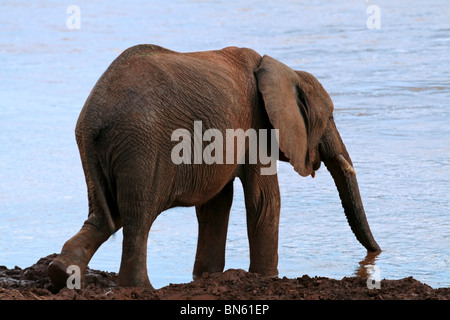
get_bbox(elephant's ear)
[255,55,313,177]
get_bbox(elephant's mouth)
[311,160,321,178]
[318,141,331,161]
[316,141,357,177]
[310,145,323,178]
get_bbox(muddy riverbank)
[1,254,448,300]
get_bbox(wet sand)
[1,254,448,300]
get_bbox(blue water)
[1,0,449,289]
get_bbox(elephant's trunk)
[323,153,381,253]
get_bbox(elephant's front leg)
[242,168,280,277]
[193,181,233,279]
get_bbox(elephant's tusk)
[335,154,356,175]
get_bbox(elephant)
[48,44,381,290]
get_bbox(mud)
[0,254,448,300]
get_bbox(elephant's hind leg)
[117,199,156,288]
[193,181,233,279]
[48,215,117,292]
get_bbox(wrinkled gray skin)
[48,44,380,290]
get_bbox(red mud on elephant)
[46,45,382,292]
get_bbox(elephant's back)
[75,45,264,209]
[79,45,260,144]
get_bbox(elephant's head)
[255,55,381,253]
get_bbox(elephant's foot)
[248,267,279,279]
[47,258,73,292]
[118,271,153,289]
[47,249,90,292]
[193,261,225,280]
[118,253,153,288]
[47,224,110,292]
[249,260,279,279]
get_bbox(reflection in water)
[355,251,381,279]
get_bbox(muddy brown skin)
[48,44,380,291]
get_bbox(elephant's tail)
[78,131,117,235]
[89,156,116,235]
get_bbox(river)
[0,0,449,289]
